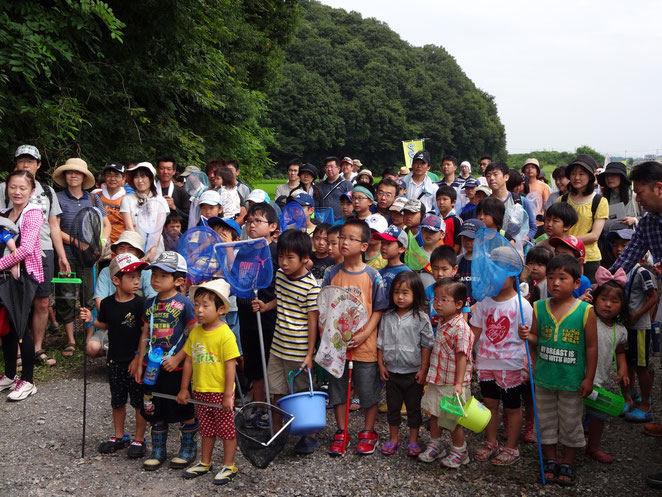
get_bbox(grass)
[254,178,285,199]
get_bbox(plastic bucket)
[457,396,491,433]
[277,369,328,436]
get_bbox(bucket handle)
[287,368,314,396]
[454,393,467,417]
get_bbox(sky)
[321,0,662,157]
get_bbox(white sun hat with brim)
[189,278,232,313]
[52,158,96,190]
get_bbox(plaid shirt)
[426,314,474,386]
[0,208,44,283]
[611,212,662,273]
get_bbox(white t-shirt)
[471,295,533,371]
[119,194,168,258]
[219,186,240,219]
[594,319,627,388]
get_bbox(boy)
[426,246,459,333]
[420,215,445,257]
[81,253,149,458]
[163,212,183,252]
[198,190,222,224]
[99,162,127,247]
[323,219,388,456]
[476,197,505,232]
[375,225,411,295]
[548,236,592,299]
[292,193,317,235]
[177,279,240,485]
[326,225,343,264]
[519,254,598,486]
[389,196,407,229]
[403,199,425,238]
[265,229,321,453]
[351,186,375,221]
[460,178,480,220]
[365,214,388,270]
[129,251,198,471]
[538,202,578,249]
[456,219,485,308]
[310,223,335,283]
[436,185,461,252]
[335,192,354,225]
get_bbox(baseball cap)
[549,235,586,259]
[103,162,125,174]
[190,279,232,313]
[412,150,430,164]
[372,224,408,248]
[463,178,480,189]
[180,165,200,178]
[109,253,148,278]
[476,185,492,196]
[293,193,315,207]
[208,216,241,238]
[458,219,485,239]
[340,191,352,203]
[246,189,270,204]
[14,145,40,161]
[389,196,407,212]
[403,198,423,213]
[111,231,146,258]
[148,251,188,273]
[396,178,407,191]
[199,190,221,206]
[606,228,635,245]
[365,214,388,234]
[421,215,444,232]
[340,156,353,165]
[567,154,597,176]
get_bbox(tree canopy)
[508,145,606,173]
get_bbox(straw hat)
[52,158,96,190]
[190,278,232,313]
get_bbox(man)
[340,156,356,182]
[318,156,353,220]
[381,168,398,182]
[375,178,400,218]
[439,155,459,186]
[275,159,301,199]
[98,162,127,247]
[0,145,71,367]
[402,150,438,214]
[225,159,252,204]
[458,161,472,181]
[155,155,190,226]
[478,155,492,185]
[484,161,537,240]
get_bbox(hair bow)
[595,266,626,287]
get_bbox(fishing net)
[314,207,334,225]
[503,203,529,254]
[178,226,222,284]
[404,230,431,273]
[234,402,294,469]
[136,198,169,253]
[70,207,103,267]
[472,228,524,302]
[214,238,273,299]
[279,201,307,232]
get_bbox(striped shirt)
[271,269,321,361]
[426,314,474,386]
[57,189,107,258]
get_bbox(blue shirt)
[425,284,440,336]
[379,264,412,295]
[573,274,591,299]
[56,189,107,258]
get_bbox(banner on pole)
[402,139,425,168]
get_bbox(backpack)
[560,192,603,219]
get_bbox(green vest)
[533,299,591,391]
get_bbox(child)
[549,236,592,299]
[388,196,407,229]
[375,225,411,295]
[420,215,445,257]
[292,193,317,235]
[177,279,240,485]
[198,190,222,225]
[526,245,554,300]
[310,223,335,283]
[402,199,424,238]
[460,178,480,220]
[585,268,628,463]
[351,186,375,221]
[538,202,578,250]
[470,247,533,466]
[80,253,149,458]
[475,197,505,232]
[377,272,433,457]
[129,251,198,471]
[426,246,459,333]
[163,212,183,252]
[436,185,461,252]
[335,192,354,225]
[519,254,598,486]
[266,229,321,454]
[323,218,388,456]
[365,214,388,270]
[419,278,474,467]
[326,225,343,264]
[456,219,485,308]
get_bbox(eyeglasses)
[338,235,363,244]
[433,297,455,304]
[376,191,394,199]
[246,219,269,226]
[352,195,370,202]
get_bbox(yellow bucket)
[457,396,491,433]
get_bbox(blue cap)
[607,228,634,244]
[463,178,480,189]
[373,224,408,248]
[340,191,352,203]
[208,217,241,238]
[458,218,485,238]
[421,215,444,232]
[293,193,315,207]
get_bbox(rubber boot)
[170,421,199,469]
[143,424,168,471]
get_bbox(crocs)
[625,408,653,423]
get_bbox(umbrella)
[0,271,39,342]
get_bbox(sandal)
[491,446,520,466]
[407,443,422,458]
[380,441,401,456]
[557,463,577,486]
[34,349,56,367]
[62,343,76,357]
[474,440,499,461]
[543,459,559,484]
[349,398,360,411]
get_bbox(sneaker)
[440,445,470,468]
[98,435,129,454]
[294,435,319,455]
[328,430,349,456]
[0,374,16,392]
[418,439,445,463]
[183,461,213,479]
[212,465,238,486]
[127,440,147,459]
[7,380,36,401]
[355,430,379,455]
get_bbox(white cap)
[246,189,269,204]
[199,190,221,206]
[127,161,156,178]
[365,214,388,234]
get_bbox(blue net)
[314,207,334,225]
[279,202,307,232]
[472,228,524,302]
[178,226,222,284]
[214,238,273,298]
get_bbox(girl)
[377,272,434,457]
[521,160,550,218]
[586,267,629,463]
[214,166,243,222]
[470,248,533,465]
[419,278,474,468]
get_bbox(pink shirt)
[0,206,44,283]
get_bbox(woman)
[54,158,110,357]
[120,162,168,262]
[521,159,550,218]
[0,171,44,400]
[292,163,322,206]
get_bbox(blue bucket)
[276,369,328,436]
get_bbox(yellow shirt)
[558,193,609,262]
[184,323,240,393]
[366,253,387,270]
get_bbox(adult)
[402,150,438,214]
[439,155,459,186]
[225,159,251,204]
[155,155,190,227]
[0,145,70,367]
[521,158,550,218]
[291,163,322,206]
[352,158,362,175]
[478,156,491,185]
[484,162,537,240]
[53,158,110,357]
[557,154,609,282]
[381,168,398,182]
[318,156,353,221]
[205,158,225,187]
[98,162,127,247]
[340,156,356,182]
[546,166,569,209]
[598,162,638,228]
[275,159,301,199]
[458,161,472,182]
[0,170,44,400]
[375,178,400,218]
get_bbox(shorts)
[266,354,309,396]
[89,329,109,351]
[141,369,195,424]
[194,391,236,439]
[421,384,471,431]
[238,304,276,381]
[107,360,143,409]
[626,329,651,367]
[328,360,381,409]
[477,369,528,390]
[36,250,54,298]
[535,384,585,448]
[480,380,526,410]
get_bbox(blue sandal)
[625,408,653,422]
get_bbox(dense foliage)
[508,146,606,173]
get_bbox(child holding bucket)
[419,278,474,468]
[377,271,433,457]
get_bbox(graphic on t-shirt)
[485,314,510,344]
[191,342,220,365]
[478,307,519,360]
[121,312,137,328]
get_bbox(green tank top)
[533,298,591,391]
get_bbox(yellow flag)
[402,139,425,168]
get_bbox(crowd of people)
[1,144,662,488]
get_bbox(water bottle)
[143,347,164,386]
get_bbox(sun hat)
[598,162,631,187]
[356,169,374,183]
[398,166,410,176]
[365,214,388,234]
[180,165,201,178]
[127,161,157,178]
[298,163,318,178]
[109,253,148,278]
[372,224,408,248]
[458,219,485,239]
[199,190,221,206]
[353,159,363,169]
[189,278,232,312]
[389,196,407,212]
[52,158,96,190]
[475,185,492,196]
[549,235,586,259]
[246,189,270,204]
[147,251,187,273]
[491,246,524,269]
[566,154,597,177]
[111,231,146,258]
[208,216,241,238]
[522,158,541,173]
[14,145,41,161]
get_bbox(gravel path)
[1,361,662,497]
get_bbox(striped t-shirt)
[271,269,321,361]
